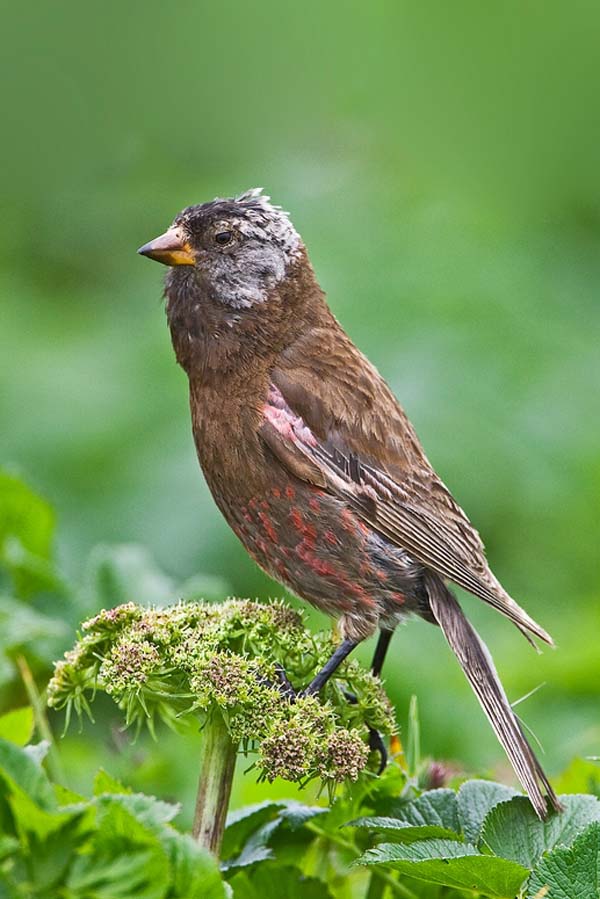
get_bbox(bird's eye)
[215,230,233,246]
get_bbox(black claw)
[369,727,388,774]
[269,675,387,771]
[273,663,297,699]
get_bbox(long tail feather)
[425,574,562,819]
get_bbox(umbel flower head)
[48,599,396,791]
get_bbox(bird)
[138,188,561,818]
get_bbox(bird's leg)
[343,629,395,773]
[371,628,394,677]
[270,639,358,700]
[274,635,390,773]
[302,638,358,696]
[273,663,296,699]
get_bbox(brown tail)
[425,573,562,819]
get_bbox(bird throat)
[164,252,327,382]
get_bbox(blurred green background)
[1,0,598,824]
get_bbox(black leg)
[371,628,394,677]
[302,638,358,696]
[273,663,296,699]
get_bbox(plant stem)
[192,709,237,855]
[16,654,64,784]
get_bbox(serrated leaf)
[0,742,77,841]
[457,779,518,844]
[348,815,462,843]
[223,800,326,864]
[67,846,168,899]
[160,830,227,898]
[527,821,600,899]
[67,802,170,899]
[369,788,460,833]
[482,794,600,868]
[356,839,528,897]
[0,708,34,746]
[276,802,327,831]
[54,783,87,806]
[0,740,55,810]
[93,768,131,796]
[25,814,94,894]
[223,801,286,859]
[221,819,280,871]
[96,793,180,833]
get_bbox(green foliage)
[1,468,599,897]
[0,740,225,899]
[527,822,600,899]
[48,599,395,791]
[0,471,57,599]
[205,772,600,898]
[0,469,231,696]
[349,781,600,898]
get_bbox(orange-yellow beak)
[137,226,195,266]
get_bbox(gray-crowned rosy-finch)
[139,188,560,818]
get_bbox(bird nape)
[138,187,561,819]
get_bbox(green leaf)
[0,708,34,746]
[54,783,87,806]
[457,779,518,844]
[223,801,286,859]
[370,788,461,833]
[67,801,170,899]
[527,821,600,899]
[348,815,462,843]
[160,830,227,898]
[223,801,327,866]
[67,846,168,899]
[0,740,81,841]
[0,739,56,811]
[228,863,333,899]
[0,471,55,597]
[275,803,327,831]
[102,793,181,831]
[93,768,131,796]
[482,794,600,868]
[26,815,94,895]
[222,819,280,871]
[356,839,529,898]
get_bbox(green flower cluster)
[48,599,395,789]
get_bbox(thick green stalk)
[192,710,238,855]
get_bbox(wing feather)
[259,326,553,646]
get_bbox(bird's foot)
[270,670,387,772]
[273,663,297,699]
